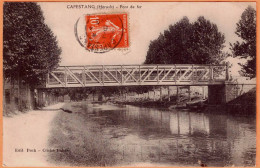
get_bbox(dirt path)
[3,103,64,167]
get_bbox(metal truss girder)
[196,68,209,81]
[103,67,121,83]
[176,67,192,82]
[46,64,227,88]
[123,67,139,83]
[85,67,102,84]
[50,72,65,87]
[64,67,84,86]
[141,67,157,82]
[159,67,175,82]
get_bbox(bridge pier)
[176,86,179,104]
[202,86,205,99]
[208,83,238,105]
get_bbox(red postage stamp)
[85,13,129,53]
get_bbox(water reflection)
[82,103,256,166]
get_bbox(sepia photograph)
[2,1,257,167]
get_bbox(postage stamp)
[85,13,129,53]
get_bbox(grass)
[48,102,117,166]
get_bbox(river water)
[74,102,256,167]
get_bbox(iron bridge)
[46,64,229,88]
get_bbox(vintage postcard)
[1,1,258,167]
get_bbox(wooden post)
[168,86,171,102]
[160,86,162,101]
[92,89,95,101]
[177,111,180,135]
[202,86,205,99]
[188,86,191,101]
[176,86,179,104]
[188,112,191,135]
[153,87,156,101]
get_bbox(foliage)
[230,6,256,78]
[145,16,226,65]
[54,86,154,101]
[3,2,61,86]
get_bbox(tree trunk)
[3,74,6,115]
[26,84,32,110]
[10,77,16,111]
[17,73,22,111]
[153,87,156,101]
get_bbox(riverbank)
[112,94,198,109]
[111,87,256,116]
[3,103,64,167]
[226,87,256,116]
[47,102,118,166]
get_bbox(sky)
[39,2,256,72]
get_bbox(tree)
[189,16,226,64]
[145,16,226,65]
[231,6,256,78]
[145,33,167,64]
[3,2,61,86]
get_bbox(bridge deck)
[46,64,228,88]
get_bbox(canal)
[49,101,256,167]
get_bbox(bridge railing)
[46,64,228,87]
